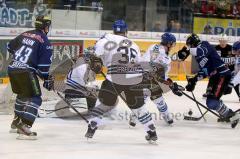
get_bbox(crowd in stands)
[192,0,240,18]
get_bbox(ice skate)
[85,121,98,139]
[11,117,37,140]
[129,114,137,127]
[9,115,20,133]
[15,123,37,140]
[145,124,158,143]
[162,114,174,125]
[229,110,240,128]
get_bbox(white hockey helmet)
[219,34,228,42]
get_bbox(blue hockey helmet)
[161,32,176,46]
[112,20,128,34]
[232,41,240,53]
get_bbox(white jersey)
[231,56,240,86]
[65,57,96,91]
[95,33,143,85]
[142,44,171,80]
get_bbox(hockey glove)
[177,46,190,61]
[89,55,103,74]
[167,79,183,96]
[43,75,54,91]
[185,76,197,92]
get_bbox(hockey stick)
[181,62,206,121]
[151,76,223,119]
[183,110,209,121]
[100,71,128,104]
[180,91,222,119]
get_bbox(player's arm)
[7,35,22,55]
[37,41,52,80]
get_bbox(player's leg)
[203,76,215,97]
[8,68,42,139]
[149,79,173,125]
[206,75,236,122]
[125,85,157,142]
[233,84,240,102]
[85,79,119,138]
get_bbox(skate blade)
[147,140,158,145]
[9,129,18,134]
[230,113,240,128]
[16,134,37,140]
[230,113,240,122]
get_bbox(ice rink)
[0,81,240,159]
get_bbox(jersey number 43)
[15,45,33,63]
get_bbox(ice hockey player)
[7,16,53,139]
[229,41,240,97]
[129,32,182,126]
[64,47,101,111]
[202,34,240,100]
[84,19,158,143]
[177,33,239,128]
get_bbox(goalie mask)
[89,55,103,74]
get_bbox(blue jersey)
[194,41,231,79]
[8,29,52,79]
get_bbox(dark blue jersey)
[8,29,52,79]
[194,41,231,79]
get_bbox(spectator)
[171,21,186,33]
[192,0,202,13]
[215,0,231,17]
[201,0,216,15]
[92,0,103,11]
[164,19,175,32]
[151,21,163,32]
[202,24,213,34]
[232,1,240,17]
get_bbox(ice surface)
[0,81,240,159]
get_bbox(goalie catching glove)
[43,75,54,91]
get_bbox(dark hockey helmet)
[35,15,51,32]
[186,33,201,48]
[161,32,176,46]
[112,20,128,34]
